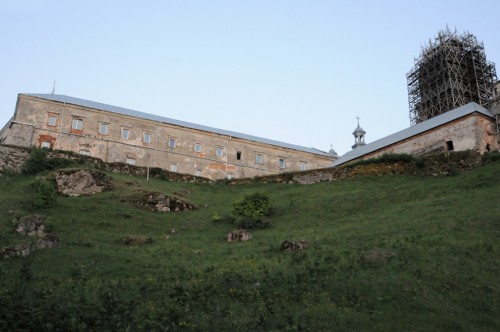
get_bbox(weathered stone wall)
[359,114,498,160]
[0,145,30,173]
[2,95,335,179]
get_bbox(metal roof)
[23,93,332,157]
[333,102,494,166]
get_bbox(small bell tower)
[352,116,366,149]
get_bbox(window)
[79,149,90,156]
[236,151,242,160]
[143,132,152,144]
[169,138,176,148]
[170,164,177,172]
[72,118,83,130]
[227,174,234,180]
[195,170,201,177]
[99,123,108,135]
[194,143,202,152]
[216,146,224,157]
[41,141,51,149]
[446,140,454,151]
[121,128,130,139]
[255,154,263,164]
[279,158,286,169]
[47,115,57,127]
[300,162,308,171]
[126,157,136,165]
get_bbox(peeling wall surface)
[0,94,336,179]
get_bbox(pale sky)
[1,0,498,155]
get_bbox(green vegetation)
[231,192,273,229]
[1,158,499,331]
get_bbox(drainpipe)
[225,136,231,178]
[154,122,158,167]
[57,102,65,150]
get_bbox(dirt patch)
[359,248,396,265]
[122,191,197,212]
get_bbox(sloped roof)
[23,93,332,157]
[333,102,494,166]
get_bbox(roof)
[333,102,494,166]
[23,93,332,157]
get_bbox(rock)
[55,169,112,197]
[226,229,252,242]
[122,191,197,212]
[14,215,45,236]
[280,240,307,251]
[171,228,177,234]
[31,234,59,250]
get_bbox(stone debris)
[1,215,59,260]
[122,191,197,212]
[55,169,112,196]
[280,240,308,251]
[226,229,252,242]
[14,215,45,236]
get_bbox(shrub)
[231,192,273,229]
[348,153,415,168]
[31,178,58,209]
[22,148,50,174]
[22,148,72,174]
[482,150,500,165]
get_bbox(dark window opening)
[486,143,491,152]
[236,151,242,160]
[446,140,454,151]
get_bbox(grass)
[0,159,499,331]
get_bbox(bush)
[482,150,500,165]
[231,192,273,229]
[31,178,58,209]
[22,148,72,174]
[348,153,415,168]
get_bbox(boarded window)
[169,138,176,148]
[256,154,263,164]
[144,132,152,144]
[216,147,224,157]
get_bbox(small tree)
[231,192,273,229]
[31,178,57,209]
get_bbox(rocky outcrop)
[14,215,45,236]
[1,215,59,260]
[226,229,252,242]
[122,191,197,212]
[280,240,307,251]
[55,169,113,196]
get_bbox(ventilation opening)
[446,140,454,151]
[236,151,242,160]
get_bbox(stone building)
[0,94,337,179]
[333,102,499,166]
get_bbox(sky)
[1,0,499,155]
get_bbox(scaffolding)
[407,29,497,125]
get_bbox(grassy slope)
[0,161,499,331]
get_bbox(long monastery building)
[0,93,337,180]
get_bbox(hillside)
[0,152,499,331]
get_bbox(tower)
[352,116,366,149]
[407,28,497,125]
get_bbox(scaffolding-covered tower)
[407,29,497,125]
